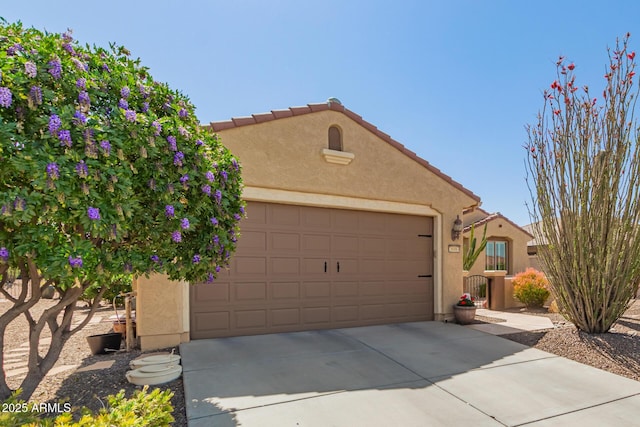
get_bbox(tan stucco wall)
[136,274,190,351]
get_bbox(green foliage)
[512,268,550,308]
[0,19,244,287]
[463,223,487,271]
[2,386,173,427]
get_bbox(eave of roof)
[463,212,534,239]
[208,101,480,204]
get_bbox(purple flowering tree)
[0,20,244,399]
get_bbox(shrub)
[512,268,550,308]
[1,386,174,427]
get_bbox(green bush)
[512,268,550,308]
[1,386,174,427]
[81,274,132,306]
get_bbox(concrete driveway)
[180,322,640,426]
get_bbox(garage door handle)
[418,275,432,278]
[337,261,340,273]
[324,262,327,273]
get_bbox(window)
[486,240,508,271]
[328,126,342,151]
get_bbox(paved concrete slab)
[189,381,503,427]
[526,394,640,426]
[181,321,640,426]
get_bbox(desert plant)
[1,386,173,426]
[0,20,244,400]
[525,34,640,332]
[512,268,550,308]
[81,274,132,307]
[463,223,487,271]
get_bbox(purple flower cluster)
[180,174,189,184]
[14,197,26,211]
[62,42,74,54]
[46,162,59,180]
[48,59,62,79]
[178,126,188,137]
[24,61,37,78]
[125,109,137,122]
[231,158,239,170]
[7,43,24,55]
[58,130,72,147]
[78,90,90,106]
[100,140,111,156]
[76,78,86,89]
[120,86,130,98]
[165,205,175,217]
[0,247,9,261]
[118,98,128,109]
[234,213,242,221]
[192,254,201,264]
[87,207,100,220]
[196,139,203,146]
[214,190,222,203]
[205,171,215,182]
[221,170,228,182]
[71,58,86,71]
[76,161,88,178]
[29,86,42,106]
[202,185,211,195]
[210,217,218,226]
[172,231,182,243]
[73,111,87,125]
[142,102,149,113]
[179,108,188,118]
[49,114,62,136]
[167,135,177,151]
[207,272,215,283]
[0,87,12,108]
[152,120,161,136]
[151,255,160,263]
[174,152,184,167]
[181,218,190,229]
[68,256,83,268]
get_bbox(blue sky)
[3,1,640,225]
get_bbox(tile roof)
[463,212,534,239]
[208,101,481,203]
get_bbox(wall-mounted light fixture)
[451,215,463,241]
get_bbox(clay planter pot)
[453,305,476,325]
[86,333,122,355]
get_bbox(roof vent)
[327,97,342,106]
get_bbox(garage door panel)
[271,308,300,326]
[235,282,267,301]
[303,307,331,324]
[193,282,230,303]
[191,202,434,339]
[236,310,267,329]
[271,233,299,252]
[234,257,267,275]
[332,281,358,297]
[302,281,331,298]
[272,282,300,299]
[271,257,300,275]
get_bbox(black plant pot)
[86,333,122,355]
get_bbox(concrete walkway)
[467,308,555,335]
[181,318,640,426]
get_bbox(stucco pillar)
[136,274,190,351]
[484,270,506,310]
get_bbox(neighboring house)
[462,208,533,277]
[462,208,534,309]
[135,100,481,349]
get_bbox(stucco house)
[135,100,482,349]
[462,208,534,309]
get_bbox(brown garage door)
[190,201,434,339]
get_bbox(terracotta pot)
[453,304,476,325]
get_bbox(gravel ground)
[2,298,639,426]
[1,299,186,426]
